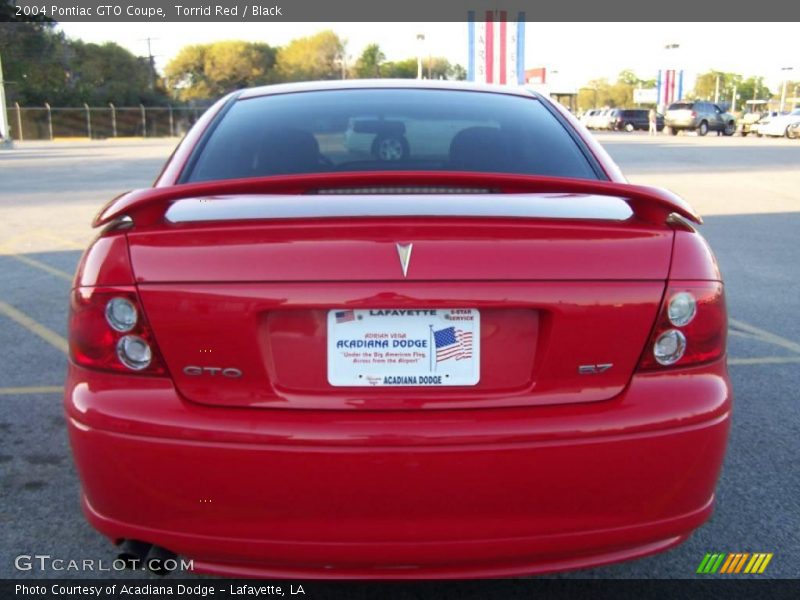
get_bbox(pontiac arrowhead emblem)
[396,243,413,278]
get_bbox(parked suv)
[665,101,736,136]
[610,109,665,132]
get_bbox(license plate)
[327,309,480,387]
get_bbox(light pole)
[780,67,793,113]
[0,52,11,146]
[416,34,425,80]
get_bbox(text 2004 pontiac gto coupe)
[65,80,731,578]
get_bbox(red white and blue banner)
[468,11,525,85]
[657,69,684,108]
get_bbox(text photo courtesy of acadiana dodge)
[327,309,480,386]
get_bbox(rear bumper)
[65,360,732,578]
[665,119,696,130]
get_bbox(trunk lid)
[126,192,674,410]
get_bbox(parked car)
[591,108,615,130]
[756,108,800,138]
[750,111,780,137]
[66,80,730,579]
[584,108,608,130]
[738,111,767,136]
[665,100,736,136]
[788,121,800,140]
[579,108,601,128]
[344,117,492,161]
[609,108,665,132]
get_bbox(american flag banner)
[657,69,684,108]
[335,310,355,324]
[433,326,474,362]
[468,10,525,85]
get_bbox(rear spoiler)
[94,172,702,228]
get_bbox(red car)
[65,80,731,578]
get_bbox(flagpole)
[429,325,434,372]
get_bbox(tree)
[738,76,771,102]
[692,70,742,104]
[382,58,418,79]
[451,64,467,81]
[425,57,452,80]
[165,41,276,101]
[275,30,345,82]
[68,40,166,105]
[354,43,385,78]
[577,71,660,111]
[0,22,72,105]
[1,21,170,106]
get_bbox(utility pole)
[141,37,158,91]
[780,67,793,113]
[714,74,720,104]
[0,52,11,146]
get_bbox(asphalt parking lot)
[0,132,798,580]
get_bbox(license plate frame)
[327,309,480,387]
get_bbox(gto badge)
[183,366,243,378]
[578,363,613,375]
[396,243,413,278]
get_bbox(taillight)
[691,111,698,118]
[68,286,166,375]
[638,281,726,370]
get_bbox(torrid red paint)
[65,80,731,578]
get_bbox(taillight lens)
[68,287,166,375]
[638,281,726,370]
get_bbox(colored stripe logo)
[697,553,773,574]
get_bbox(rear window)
[668,102,694,111]
[185,89,600,183]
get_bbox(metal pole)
[779,68,793,113]
[15,102,23,141]
[780,80,788,113]
[780,81,787,113]
[83,103,92,139]
[109,103,117,137]
[416,34,425,80]
[168,104,173,137]
[0,52,10,143]
[140,104,147,138]
[44,103,53,140]
[714,75,720,104]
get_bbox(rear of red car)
[64,82,731,578]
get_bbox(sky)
[57,22,799,93]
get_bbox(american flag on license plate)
[433,326,473,362]
[335,310,355,323]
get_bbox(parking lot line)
[728,356,800,366]
[729,318,800,355]
[10,254,73,282]
[0,300,69,354]
[0,386,63,395]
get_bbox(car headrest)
[255,128,322,175]
[449,127,512,172]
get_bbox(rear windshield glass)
[185,89,599,182]
[668,102,694,110]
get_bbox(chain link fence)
[3,104,208,141]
